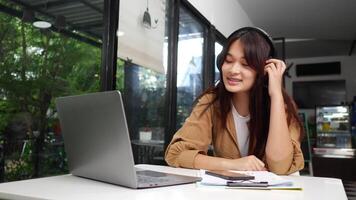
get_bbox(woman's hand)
[264,59,286,98]
[226,155,267,171]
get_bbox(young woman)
[165,27,304,175]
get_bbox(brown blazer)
[165,93,304,175]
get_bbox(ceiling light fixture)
[22,8,52,29]
[142,0,158,29]
[33,21,52,29]
[142,8,151,28]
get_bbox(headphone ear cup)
[216,51,224,71]
[216,53,222,70]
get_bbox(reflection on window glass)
[118,61,167,164]
[176,6,204,129]
[117,0,168,165]
[214,42,223,82]
[0,1,102,182]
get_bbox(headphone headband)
[216,27,275,70]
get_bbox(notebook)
[199,170,301,190]
[55,91,201,189]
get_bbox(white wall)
[118,0,252,72]
[285,55,356,117]
[184,1,356,103]
[187,0,253,37]
[285,55,356,102]
[118,0,166,73]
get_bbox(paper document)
[200,170,301,190]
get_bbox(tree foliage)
[0,7,101,181]
[0,1,167,181]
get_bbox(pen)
[227,181,269,187]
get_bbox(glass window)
[0,0,103,182]
[176,6,205,129]
[118,61,167,164]
[214,42,223,82]
[117,0,167,164]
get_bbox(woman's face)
[221,39,257,94]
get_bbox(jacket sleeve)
[266,122,305,175]
[165,95,214,169]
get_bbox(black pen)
[227,181,269,187]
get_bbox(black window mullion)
[100,0,119,91]
[203,25,216,89]
[164,0,180,150]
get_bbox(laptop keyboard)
[136,170,170,183]
[137,170,167,177]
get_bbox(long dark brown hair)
[196,29,304,160]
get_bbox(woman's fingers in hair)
[264,63,278,79]
[264,63,276,74]
[266,59,286,73]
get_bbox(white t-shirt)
[231,104,250,157]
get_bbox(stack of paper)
[200,170,302,190]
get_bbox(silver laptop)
[55,91,201,188]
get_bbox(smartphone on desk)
[205,170,254,181]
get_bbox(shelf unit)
[316,105,352,149]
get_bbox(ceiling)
[1,0,103,47]
[237,0,356,59]
[3,0,356,59]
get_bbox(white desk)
[0,164,347,200]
